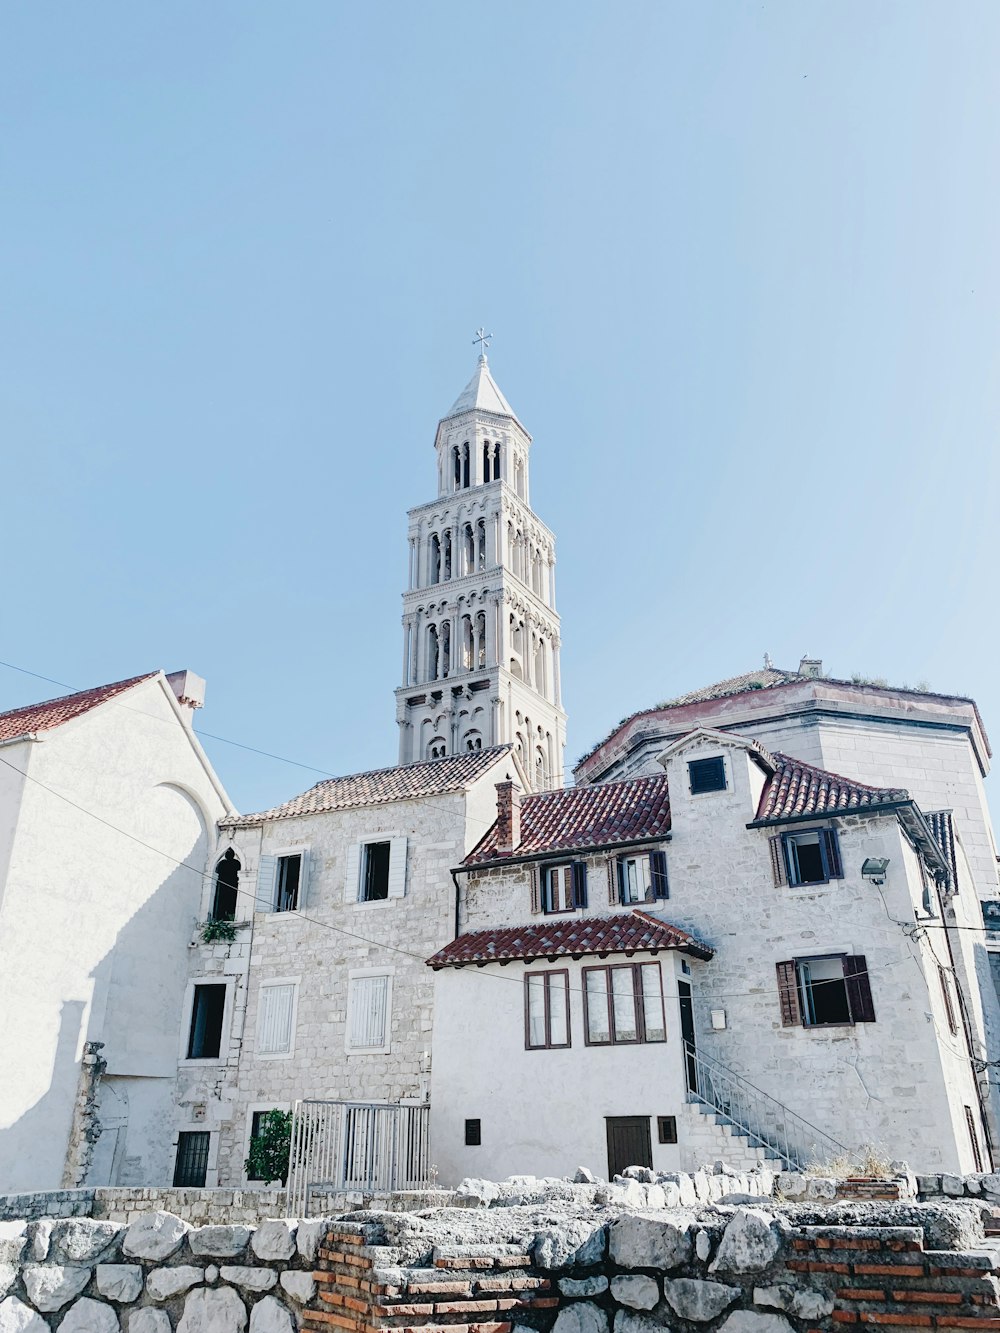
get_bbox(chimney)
[798,657,823,679]
[166,670,206,728]
[495,779,522,854]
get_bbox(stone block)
[941,1173,965,1196]
[805,1176,836,1201]
[248,1296,294,1333]
[662,1278,740,1322]
[147,1266,204,1300]
[754,1284,835,1320]
[59,1297,120,1332]
[718,1315,794,1332]
[52,1220,122,1264]
[250,1220,295,1262]
[0,1270,13,1303]
[610,1276,659,1310]
[608,1215,693,1271]
[96,1264,143,1302]
[177,1287,248,1332]
[279,1271,316,1304]
[552,1301,609,1333]
[294,1219,325,1262]
[188,1225,251,1258]
[533,1221,606,1269]
[25,1223,51,1263]
[709,1209,781,1274]
[559,1277,608,1297]
[22,1264,92,1312]
[130,1312,171,1333]
[220,1267,277,1292]
[0,1227,26,1267]
[122,1211,190,1261]
[0,1296,48,1333]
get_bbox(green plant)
[199,917,238,944]
[245,1109,293,1186]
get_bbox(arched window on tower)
[453,446,462,491]
[476,520,487,570]
[428,737,448,760]
[462,442,470,489]
[211,848,240,922]
[442,530,452,580]
[463,524,475,576]
[429,534,441,585]
[441,620,451,676]
[535,747,548,791]
[476,610,486,668]
[514,455,525,499]
[427,624,439,680]
[482,441,492,482]
[461,615,473,671]
[493,441,501,480]
[465,731,483,752]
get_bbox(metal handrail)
[684,1042,847,1171]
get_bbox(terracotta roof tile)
[756,753,908,822]
[464,773,671,864]
[0,673,158,743]
[228,745,514,825]
[426,908,713,967]
[926,810,958,890]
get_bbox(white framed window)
[242,1101,291,1184]
[179,977,235,1066]
[345,968,394,1054]
[344,836,407,905]
[256,977,300,1059]
[256,846,310,914]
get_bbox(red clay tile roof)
[228,746,515,825]
[926,810,958,890]
[756,753,908,822]
[426,908,713,967]
[0,674,158,743]
[464,773,671,865]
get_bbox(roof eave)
[457,830,672,874]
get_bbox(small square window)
[688,757,726,794]
[362,842,391,902]
[465,1118,482,1146]
[657,1115,677,1144]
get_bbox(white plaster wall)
[430,953,691,1186]
[0,676,229,1190]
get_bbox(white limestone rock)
[249,1296,295,1333]
[96,1264,143,1302]
[979,1172,1000,1198]
[709,1209,781,1275]
[551,1301,609,1333]
[662,1278,740,1322]
[147,1266,205,1300]
[718,1314,794,1333]
[129,1311,172,1333]
[295,1219,326,1262]
[220,1267,278,1292]
[455,1178,499,1206]
[189,1226,251,1258]
[609,1276,658,1311]
[279,1271,317,1304]
[122,1211,190,1262]
[177,1287,248,1333]
[0,1296,48,1333]
[643,1185,666,1210]
[0,1227,26,1267]
[0,1270,14,1302]
[25,1223,51,1263]
[608,1214,693,1271]
[559,1277,609,1298]
[52,1219,122,1264]
[614,1313,660,1333]
[206,1266,220,1283]
[692,1171,711,1202]
[754,1284,835,1320]
[775,1173,806,1200]
[22,1264,92,1312]
[694,1230,712,1262]
[573,1167,598,1184]
[250,1221,295,1262]
[622,1166,656,1184]
[942,1173,965,1196]
[805,1176,836,1201]
[60,1297,120,1332]
[533,1221,606,1269]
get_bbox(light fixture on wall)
[861,857,890,885]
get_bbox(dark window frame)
[938,963,959,1035]
[465,1118,481,1146]
[617,849,669,904]
[688,756,727,794]
[173,1131,211,1187]
[583,962,666,1047]
[541,863,575,914]
[186,983,227,1060]
[657,1115,678,1144]
[781,827,843,887]
[274,853,301,912]
[524,969,572,1050]
[776,952,876,1028]
[361,840,392,903]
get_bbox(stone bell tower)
[395,341,567,789]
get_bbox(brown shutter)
[776,960,801,1026]
[529,865,541,915]
[823,828,843,879]
[843,955,876,1023]
[607,857,618,905]
[769,835,787,887]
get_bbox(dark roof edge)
[457,831,672,874]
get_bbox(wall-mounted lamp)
[861,857,890,886]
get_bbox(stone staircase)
[679,1101,776,1173]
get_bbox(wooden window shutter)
[256,855,277,912]
[823,829,843,880]
[343,843,362,903]
[775,960,801,1026]
[616,858,627,904]
[529,865,541,914]
[572,861,588,909]
[387,836,408,898]
[296,849,310,910]
[607,858,618,906]
[649,849,669,900]
[843,955,876,1023]
[768,835,787,887]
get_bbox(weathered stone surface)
[189,1225,251,1258]
[979,1172,1000,1197]
[775,1173,806,1200]
[534,1221,606,1269]
[0,1296,48,1333]
[0,1271,13,1302]
[614,1312,661,1333]
[147,1266,204,1300]
[609,1276,658,1311]
[25,1222,51,1263]
[551,1301,609,1333]
[22,1264,92,1312]
[694,1230,712,1262]
[559,1277,609,1298]
[248,1296,295,1333]
[177,1287,248,1333]
[455,1178,499,1206]
[805,1176,836,1201]
[709,1209,781,1274]
[595,1180,647,1209]
[662,1278,740,1322]
[644,1185,666,1210]
[295,1219,325,1262]
[718,1314,794,1333]
[129,1311,171,1333]
[941,1173,964,1196]
[0,1227,26,1267]
[205,1266,220,1283]
[622,1167,656,1184]
[52,1219,121,1264]
[220,1266,278,1292]
[573,1167,598,1184]
[754,1284,835,1320]
[250,1220,295,1262]
[609,1214,693,1271]
[59,1297,120,1332]
[122,1211,190,1261]
[279,1271,316,1304]
[96,1263,143,1302]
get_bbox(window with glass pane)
[585,969,611,1044]
[620,855,652,904]
[543,864,574,913]
[612,967,638,1041]
[584,963,666,1045]
[640,964,666,1040]
[524,970,570,1049]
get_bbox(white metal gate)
[285,1099,431,1217]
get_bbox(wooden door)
[606,1116,653,1179]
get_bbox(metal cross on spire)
[473,327,493,361]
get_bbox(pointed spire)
[444,332,521,423]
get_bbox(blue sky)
[2,3,999,815]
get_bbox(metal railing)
[684,1042,846,1172]
[285,1099,431,1217]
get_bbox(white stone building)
[428,730,993,1183]
[395,351,567,789]
[0,670,233,1191]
